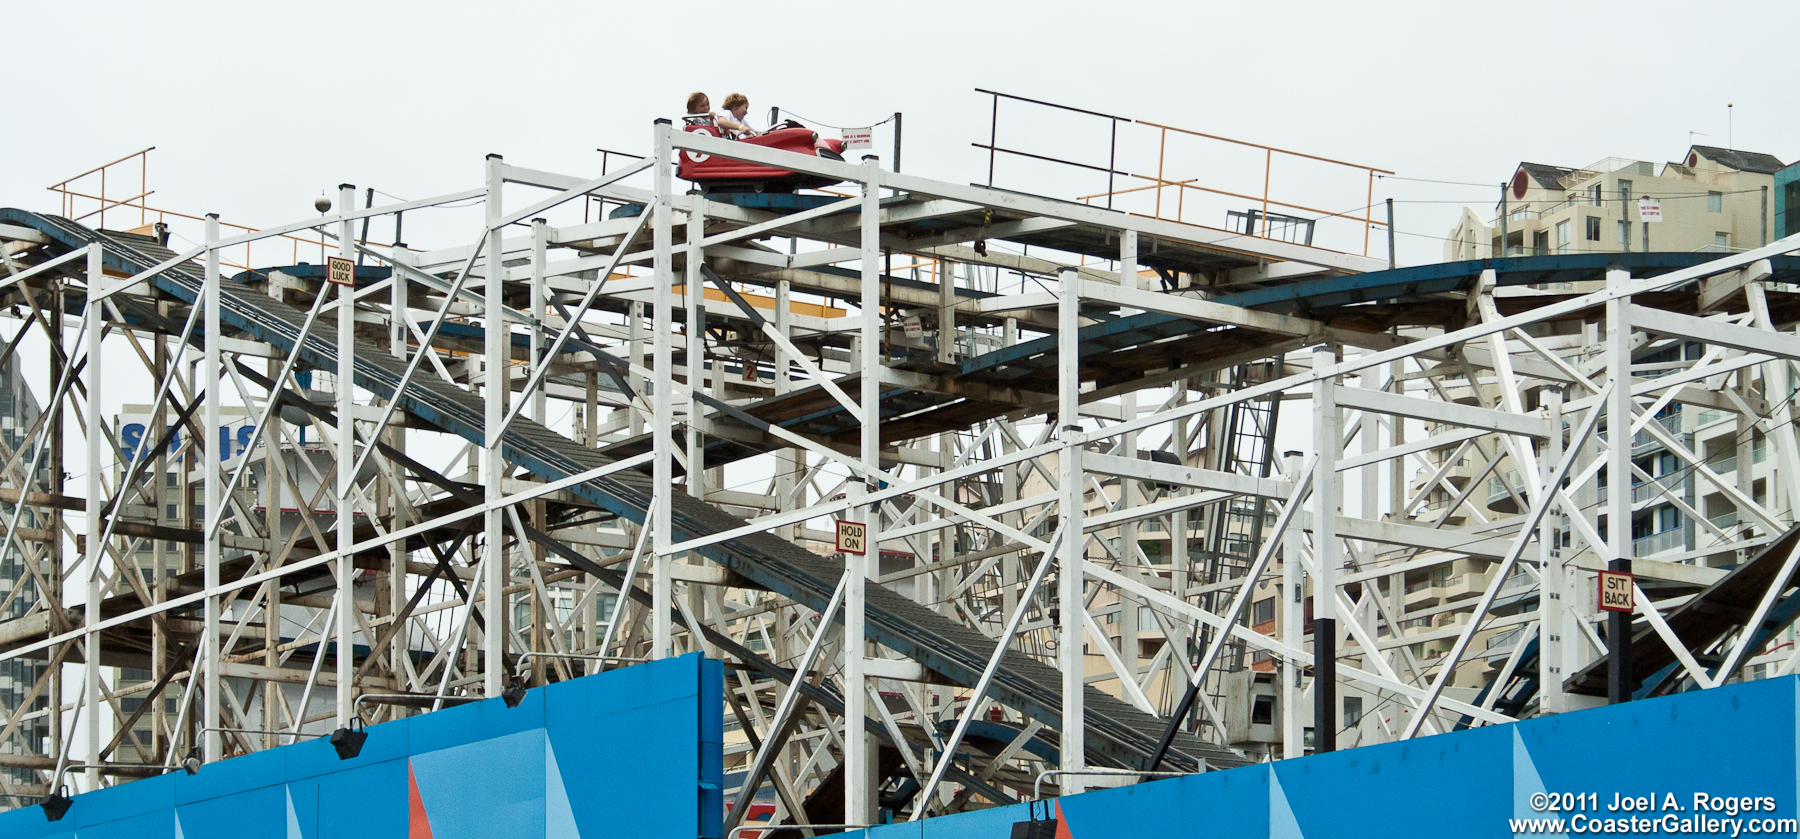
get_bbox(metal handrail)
[352,692,481,721]
[1032,768,1190,800]
[516,651,650,670]
[48,762,181,792]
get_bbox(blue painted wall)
[869,676,1800,839]
[0,653,724,839]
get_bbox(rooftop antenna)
[1727,103,1734,150]
[1688,130,1708,150]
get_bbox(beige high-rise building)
[1445,145,1785,263]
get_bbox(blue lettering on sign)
[118,422,260,462]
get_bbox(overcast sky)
[6,0,1797,267]
[6,0,1795,478]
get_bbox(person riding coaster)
[677,92,849,193]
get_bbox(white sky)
[6,0,1797,267]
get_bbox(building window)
[1589,184,1603,207]
[1555,220,1571,253]
[1617,220,1631,246]
[1585,216,1601,241]
[1787,181,1800,237]
[1708,191,1723,213]
[1716,232,1730,250]
[1252,597,1276,624]
[1343,695,1364,728]
[1618,180,1633,204]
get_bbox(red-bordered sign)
[325,255,355,287]
[835,519,867,555]
[1598,570,1635,613]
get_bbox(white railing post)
[1056,265,1085,794]
[481,160,507,697]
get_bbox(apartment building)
[0,350,49,789]
[1778,160,1800,240]
[106,391,379,755]
[1445,145,1786,262]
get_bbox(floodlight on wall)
[502,677,529,709]
[182,748,203,776]
[329,718,367,761]
[41,786,71,822]
[1010,798,1055,839]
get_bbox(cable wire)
[775,109,898,132]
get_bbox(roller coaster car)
[678,120,848,193]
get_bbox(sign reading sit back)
[1598,570,1636,613]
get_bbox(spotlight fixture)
[328,718,367,761]
[502,677,528,709]
[1010,799,1056,839]
[41,786,72,822]
[182,748,203,776]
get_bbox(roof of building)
[1689,145,1786,174]
[1518,162,1576,189]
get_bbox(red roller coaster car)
[677,119,848,193]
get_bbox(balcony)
[1485,625,1526,652]
[1556,158,1655,190]
[1398,611,1470,634]
[1632,526,1688,558]
[1405,571,1490,605]
[1707,440,1771,476]
[1411,503,1468,527]
[1631,473,1685,504]
[1631,413,1684,454]
[1486,470,1526,512]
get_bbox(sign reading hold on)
[1637,196,1662,223]
[842,128,874,151]
[835,519,867,555]
[1598,569,1636,613]
[325,255,356,287]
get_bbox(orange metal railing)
[1077,121,1394,257]
[974,90,1394,258]
[46,148,404,274]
